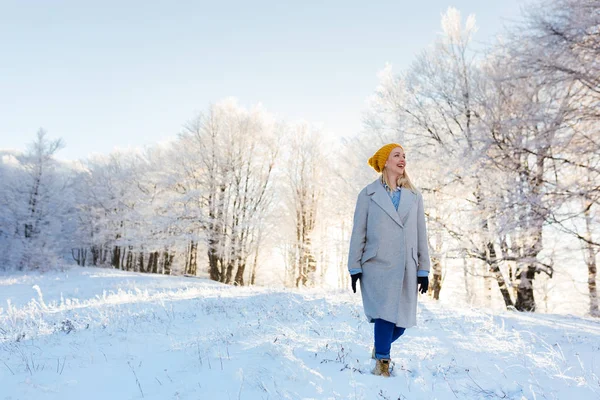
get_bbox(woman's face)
[385,147,406,176]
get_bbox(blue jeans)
[374,318,405,359]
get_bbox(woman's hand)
[351,273,362,293]
[417,276,429,294]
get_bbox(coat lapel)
[397,188,416,225]
[367,180,403,227]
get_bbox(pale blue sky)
[1,0,529,160]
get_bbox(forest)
[0,0,597,317]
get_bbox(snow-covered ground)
[1,268,599,399]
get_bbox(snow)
[1,267,599,399]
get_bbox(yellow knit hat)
[368,143,404,173]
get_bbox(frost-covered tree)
[504,0,600,314]
[0,130,72,271]
[279,123,324,287]
[479,58,573,311]
[178,99,278,285]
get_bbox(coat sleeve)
[416,192,431,273]
[347,188,369,274]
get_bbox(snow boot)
[372,358,391,377]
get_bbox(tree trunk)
[72,249,80,266]
[25,174,41,239]
[296,215,317,287]
[587,251,598,317]
[82,249,87,266]
[486,241,514,309]
[151,252,159,274]
[295,233,303,288]
[184,243,189,275]
[234,261,245,286]
[463,256,473,304]
[218,258,227,283]
[138,251,144,273]
[185,240,198,276]
[225,260,235,284]
[478,187,514,309]
[91,246,100,266]
[72,248,87,266]
[515,265,536,311]
[207,189,221,281]
[216,185,227,282]
[112,246,121,269]
[190,241,197,275]
[125,248,133,271]
[512,143,549,313]
[208,247,220,281]
[304,246,317,286]
[584,202,599,316]
[233,238,246,286]
[147,252,154,274]
[162,250,173,275]
[250,244,259,286]
[120,247,127,270]
[162,251,168,274]
[431,257,442,300]
[429,229,443,299]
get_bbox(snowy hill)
[1,268,599,399]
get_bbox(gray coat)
[348,179,431,328]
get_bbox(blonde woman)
[348,143,430,377]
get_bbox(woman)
[348,143,430,377]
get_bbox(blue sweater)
[350,181,428,278]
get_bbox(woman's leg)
[391,326,406,343]
[374,319,395,359]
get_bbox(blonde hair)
[381,168,417,193]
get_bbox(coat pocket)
[361,246,378,265]
[411,247,419,268]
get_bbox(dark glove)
[351,273,362,293]
[417,276,429,294]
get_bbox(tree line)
[0,0,597,316]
